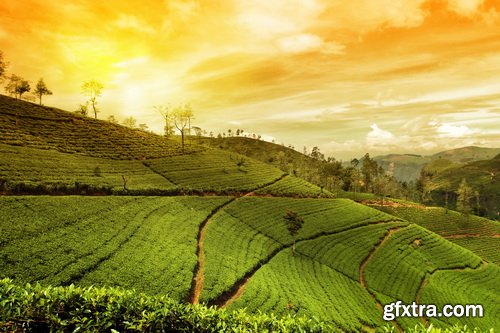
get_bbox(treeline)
[0,51,52,105]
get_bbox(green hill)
[0,95,328,197]
[0,95,498,332]
[374,147,500,182]
[426,155,499,219]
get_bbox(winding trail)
[357,226,406,332]
[209,220,403,308]
[189,198,237,304]
[189,173,288,304]
[358,227,404,289]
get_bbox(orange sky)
[1,0,500,159]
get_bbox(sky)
[1,0,500,160]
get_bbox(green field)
[1,95,499,332]
[377,205,500,264]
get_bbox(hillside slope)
[374,147,500,182]
[0,95,328,197]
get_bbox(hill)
[425,155,499,219]
[1,196,499,331]
[0,95,327,197]
[0,95,498,332]
[374,147,500,182]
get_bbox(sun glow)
[1,0,499,159]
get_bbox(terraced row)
[0,196,230,301]
[378,205,500,265]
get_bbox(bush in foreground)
[0,279,493,333]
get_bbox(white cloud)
[114,14,156,34]
[437,123,478,138]
[447,0,484,17]
[367,123,395,141]
[277,33,345,54]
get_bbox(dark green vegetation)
[378,204,500,265]
[422,155,499,219]
[2,196,498,331]
[1,280,490,333]
[374,147,500,182]
[0,95,498,332]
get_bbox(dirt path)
[209,220,403,308]
[189,173,288,304]
[358,227,404,289]
[357,227,406,332]
[189,198,236,304]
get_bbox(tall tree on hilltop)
[122,116,137,129]
[456,178,473,218]
[81,80,103,119]
[361,153,378,192]
[154,104,175,137]
[172,104,194,153]
[5,74,29,99]
[0,51,8,83]
[34,78,52,105]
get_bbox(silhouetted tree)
[154,105,174,137]
[81,80,103,119]
[284,210,304,256]
[107,115,118,124]
[5,74,30,99]
[173,104,193,153]
[123,116,137,129]
[34,78,52,105]
[138,123,148,131]
[0,51,7,82]
[75,103,88,116]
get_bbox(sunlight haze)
[1,0,499,160]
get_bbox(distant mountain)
[374,147,500,182]
[428,154,500,219]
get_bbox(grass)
[376,205,500,264]
[0,196,230,302]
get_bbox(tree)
[123,117,137,128]
[154,105,175,137]
[81,80,103,119]
[0,51,8,83]
[456,178,473,218]
[283,210,304,255]
[138,123,149,131]
[75,103,88,116]
[172,104,193,153]
[34,78,52,105]
[5,74,30,99]
[350,158,360,200]
[107,115,118,124]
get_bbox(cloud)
[437,123,478,138]
[447,0,484,17]
[114,14,156,34]
[277,33,345,54]
[367,124,395,141]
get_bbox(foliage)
[81,79,103,119]
[0,95,200,159]
[33,78,52,105]
[255,175,335,198]
[364,224,482,303]
[0,278,333,333]
[4,74,30,99]
[456,179,473,217]
[0,196,229,299]
[201,198,398,303]
[376,205,500,265]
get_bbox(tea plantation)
[0,95,498,332]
